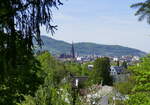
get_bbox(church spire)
[71,42,75,59]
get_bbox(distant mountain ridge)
[37,36,146,56]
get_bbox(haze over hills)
[38,36,146,57]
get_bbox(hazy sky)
[41,0,150,53]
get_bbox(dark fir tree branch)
[0,0,62,67]
[131,0,150,23]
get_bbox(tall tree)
[0,0,62,67]
[0,0,62,104]
[122,61,128,69]
[91,57,112,85]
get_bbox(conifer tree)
[0,0,62,104]
[131,0,150,24]
[92,57,112,85]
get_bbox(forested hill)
[38,36,146,56]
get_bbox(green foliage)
[0,0,62,104]
[19,51,85,105]
[64,62,83,76]
[91,57,113,85]
[122,61,128,69]
[126,92,150,105]
[0,56,43,105]
[114,80,134,95]
[125,55,150,105]
[0,34,40,105]
[115,100,126,105]
[37,51,69,86]
[129,56,150,92]
[19,84,73,105]
[81,62,93,76]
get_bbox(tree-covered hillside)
[38,36,146,56]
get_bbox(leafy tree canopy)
[126,55,150,105]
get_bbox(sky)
[41,0,150,53]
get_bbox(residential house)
[110,66,124,76]
[110,66,129,82]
